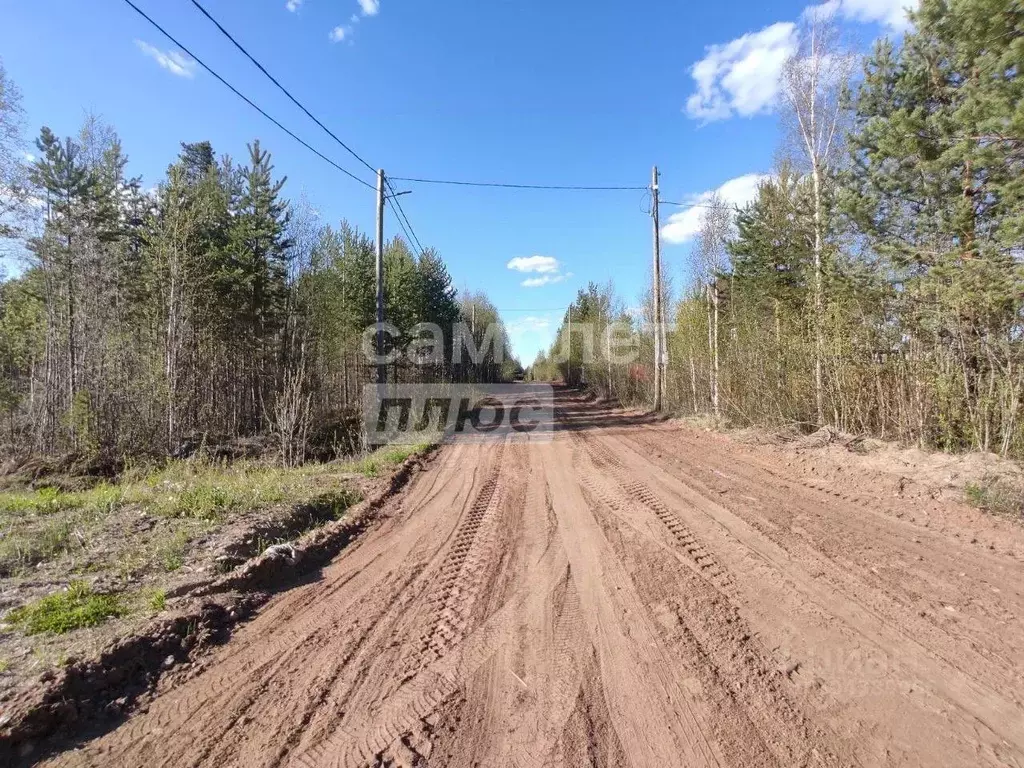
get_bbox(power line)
[389,176,648,192]
[120,0,375,190]
[185,1,439,263]
[188,0,377,176]
[386,196,418,254]
[659,200,737,209]
[185,2,654,200]
[385,178,428,256]
[385,194,427,259]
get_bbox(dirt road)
[45,389,1024,767]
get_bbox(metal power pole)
[651,166,663,411]
[375,169,386,386]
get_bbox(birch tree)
[694,192,731,420]
[779,11,853,426]
[0,61,28,243]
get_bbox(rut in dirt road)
[43,388,1024,767]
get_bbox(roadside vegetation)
[0,458,349,578]
[0,439,427,696]
[0,62,518,472]
[530,0,1024,466]
[965,477,1024,522]
[5,581,125,636]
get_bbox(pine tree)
[28,127,93,443]
[845,0,1024,453]
[222,141,292,430]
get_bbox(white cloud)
[661,173,768,244]
[285,0,302,11]
[357,0,380,16]
[805,0,916,29]
[507,255,560,274]
[329,25,351,42]
[23,152,35,163]
[687,0,916,122]
[521,273,572,288]
[135,40,197,79]
[686,22,798,122]
[332,1,377,46]
[507,255,572,287]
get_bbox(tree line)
[0,64,516,464]
[530,0,1024,458]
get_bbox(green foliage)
[146,589,167,613]
[0,517,74,574]
[0,63,478,462]
[5,581,124,635]
[172,484,237,520]
[0,483,121,517]
[348,443,429,478]
[156,529,191,572]
[965,477,1024,520]
[308,488,362,521]
[729,166,815,314]
[456,292,518,383]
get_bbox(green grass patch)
[4,581,125,635]
[156,528,192,572]
[146,589,166,613]
[965,477,1024,521]
[0,453,388,573]
[0,518,77,575]
[314,488,363,520]
[347,443,428,478]
[0,483,121,517]
[124,461,326,520]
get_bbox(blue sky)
[0,0,912,362]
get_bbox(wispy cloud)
[685,22,798,122]
[507,255,560,274]
[285,0,302,11]
[661,173,768,244]
[804,0,916,30]
[522,274,572,288]
[357,0,380,16]
[135,40,197,79]
[330,0,378,45]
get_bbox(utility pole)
[651,166,663,411]
[563,306,572,386]
[375,169,386,386]
[606,323,613,396]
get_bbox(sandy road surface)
[45,388,1024,767]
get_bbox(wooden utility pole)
[566,307,572,385]
[375,169,386,386]
[651,166,663,411]
[606,324,613,395]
